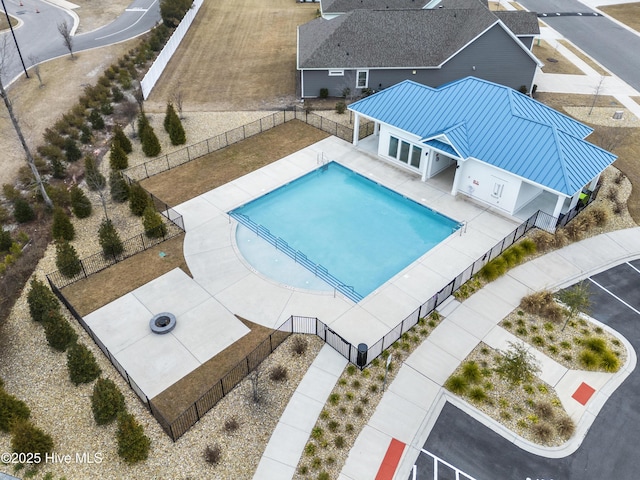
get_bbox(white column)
[352,113,360,146]
[588,174,600,191]
[568,193,580,210]
[373,121,379,136]
[450,162,461,195]
[552,194,565,218]
[421,149,430,181]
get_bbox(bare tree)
[133,85,145,113]
[57,21,74,59]
[591,125,627,154]
[28,54,43,87]
[171,83,185,119]
[120,99,139,137]
[589,75,605,115]
[0,38,52,207]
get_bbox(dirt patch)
[599,2,640,33]
[533,40,584,75]
[60,234,191,316]
[145,0,318,111]
[559,39,611,76]
[140,120,330,206]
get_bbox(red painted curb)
[375,438,406,480]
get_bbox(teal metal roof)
[349,77,616,196]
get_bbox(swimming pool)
[229,162,460,301]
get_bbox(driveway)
[413,260,640,479]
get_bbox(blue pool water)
[230,162,460,301]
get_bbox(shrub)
[445,375,468,394]
[587,205,609,227]
[335,101,346,114]
[109,170,130,203]
[0,228,11,252]
[10,420,53,457]
[328,393,340,405]
[27,278,60,323]
[599,350,620,372]
[64,137,82,163]
[91,378,126,425]
[98,219,125,258]
[291,336,308,355]
[346,364,357,375]
[582,337,606,354]
[334,436,346,448]
[113,124,132,153]
[305,442,316,456]
[319,88,329,99]
[555,415,575,439]
[109,141,129,171]
[139,116,161,157]
[85,154,106,191]
[165,103,186,145]
[519,290,553,315]
[495,342,540,385]
[529,230,556,253]
[532,422,554,443]
[52,207,75,241]
[468,387,487,403]
[70,186,92,218]
[129,183,150,216]
[111,86,125,102]
[318,471,330,480]
[224,417,239,432]
[13,198,35,223]
[160,0,193,26]
[142,206,167,238]
[269,365,288,382]
[578,349,598,370]
[43,311,78,351]
[204,444,221,465]
[88,109,105,130]
[117,412,150,464]
[534,401,555,420]
[67,343,101,385]
[55,241,82,278]
[0,390,31,432]
[478,257,507,281]
[461,361,482,384]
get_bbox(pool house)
[349,77,616,220]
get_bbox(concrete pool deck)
[176,135,523,348]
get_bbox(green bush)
[468,387,487,403]
[109,170,130,203]
[43,311,78,352]
[495,341,540,385]
[129,183,150,216]
[52,207,75,241]
[113,124,132,153]
[111,86,125,102]
[88,109,105,130]
[13,197,35,223]
[160,0,193,26]
[582,337,606,354]
[0,228,12,252]
[55,241,82,278]
[599,350,620,372]
[142,206,167,238]
[84,155,106,192]
[478,256,507,281]
[0,390,31,432]
[27,278,60,323]
[335,101,346,114]
[70,186,92,218]
[319,88,329,99]
[98,219,125,258]
[445,375,468,394]
[109,141,129,171]
[91,378,126,425]
[10,420,53,457]
[138,115,161,157]
[165,103,186,146]
[67,343,101,386]
[45,184,71,208]
[116,412,150,464]
[64,137,82,163]
[461,361,482,384]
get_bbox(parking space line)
[588,277,640,316]
[627,261,640,276]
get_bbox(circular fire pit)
[150,312,176,334]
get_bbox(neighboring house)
[297,0,540,98]
[347,77,616,219]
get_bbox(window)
[410,146,422,168]
[329,70,344,76]
[356,70,369,88]
[388,137,399,157]
[399,141,410,163]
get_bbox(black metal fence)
[122,108,375,183]
[46,199,184,289]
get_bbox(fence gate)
[323,325,353,363]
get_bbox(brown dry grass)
[537,92,640,223]
[633,96,640,106]
[145,0,318,111]
[61,234,191,316]
[151,317,282,422]
[533,40,584,75]
[559,40,610,76]
[0,15,18,30]
[72,0,132,33]
[600,3,640,33]
[140,120,330,206]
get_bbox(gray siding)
[301,24,537,97]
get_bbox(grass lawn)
[140,120,329,206]
[0,15,18,30]
[600,2,640,33]
[532,40,584,75]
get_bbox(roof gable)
[348,78,616,196]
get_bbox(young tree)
[172,84,185,119]
[98,219,124,258]
[64,137,82,162]
[91,378,125,425]
[67,343,101,385]
[52,207,75,241]
[12,197,35,223]
[28,54,43,87]
[109,140,129,170]
[109,170,130,203]
[55,240,82,278]
[70,185,92,218]
[113,124,133,154]
[138,114,161,157]
[495,342,540,385]
[0,38,52,208]
[165,102,186,145]
[116,412,150,464]
[556,281,591,331]
[88,109,105,130]
[26,278,60,323]
[10,420,54,457]
[128,183,150,216]
[57,21,74,59]
[142,205,167,238]
[43,310,78,352]
[160,0,193,27]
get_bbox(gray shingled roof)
[299,8,499,69]
[493,11,540,35]
[322,0,488,13]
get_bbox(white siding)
[458,160,521,214]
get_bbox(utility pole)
[1,0,29,79]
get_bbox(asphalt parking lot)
[412,259,640,480]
